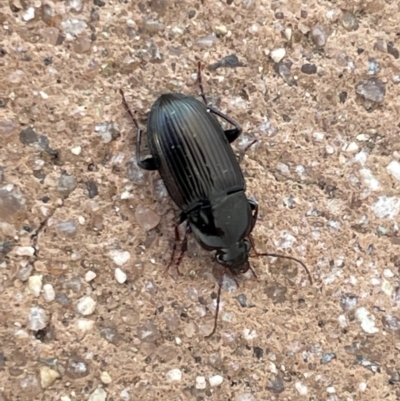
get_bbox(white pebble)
[28,275,43,297]
[76,296,96,316]
[327,386,336,394]
[29,306,48,331]
[100,371,112,384]
[166,368,182,381]
[371,196,400,219]
[195,376,206,389]
[16,246,35,257]
[71,146,82,155]
[22,6,35,21]
[85,270,97,282]
[76,318,95,333]
[243,328,258,340]
[343,142,359,153]
[209,375,224,387]
[120,389,130,401]
[353,150,368,166]
[325,145,335,154]
[295,382,308,395]
[270,47,286,63]
[115,267,127,284]
[109,250,130,266]
[360,168,380,191]
[88,388,107,401]
[78,216,85,225]
[313,131,325,141]
[355,307,379,334]
[356,133,369,141]
[39,91,49,99]
[387,160,400,181]
[384,268,394,278]
[42,283,55,302]
[359,382,367,391]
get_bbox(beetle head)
[215,238,251,274]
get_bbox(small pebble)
[371,196,400,219]
[311,23,329,47]
[135,204,161,231]
[71,146,82,155]
[16,246,35,257]
[100,371,112,384]
[29,306,48,331]
[76,318,95,333]
[76,296,96,315]
[343,142,359,153]
[115,267,127,284]
[109,250,130,266]
[295,382,308,395]
[42,283,55,302]
[85,270,97,282]
[88,387,107,401]
[355,307,379,334]
[383,269,394,278]
[301,63,317,74]
[196,376,206,389]
[40,366,60,388]
[387,160,400,181]
[166,368,182,381]
[120,389,130,400]
[209,375,224,387]
[195,33,217,48]
[22,7,35,21]
[28,275,43,297]
[270,48,286,63]
[355,78,386,103]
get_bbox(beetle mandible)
[120,62,311,337]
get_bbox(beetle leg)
[196,61,208,105]
[119,89,158,171]
[136,129,158,171]
[173,223,192,275]
[248,199,258,230]
[207,106,243,143]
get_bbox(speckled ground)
[1,0,400,400]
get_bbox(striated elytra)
[120,63,311,337]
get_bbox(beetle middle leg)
[165,218,191,276]
[119,89,158,171]
[196,62,243,144]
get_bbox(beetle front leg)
[119,88,158,171]
[136,129,158,171]
[207,106,243,143]
[248,199,258,230]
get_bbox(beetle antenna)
[119,88,140,130]
[197,61,208,106]
[255,251,312,284]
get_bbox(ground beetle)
[120,62,311,337]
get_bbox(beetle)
[120,62,311,337]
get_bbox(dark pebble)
[320,352,336,364]
[301,63,317,74]
[86,179,99,198]
[208,54,245,71]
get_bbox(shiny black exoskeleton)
[121,69,257,275]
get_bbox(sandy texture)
[1,0,400,400]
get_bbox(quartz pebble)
[355,307,379,334]
[71,146,82,155]
[40,366,60,388]
[16,246,35,257]
[295,382,308,395]
[28,275,43,296]
[76,296,96,315]
[29,306,48,331]
[88,387,107,401]
[115,267,127,284]
[20,374,41,396]
[135,204,160,231]
[387,160,400,181]
[43,284,55,302]
[85,270,97,282]
[100,371,112,384]
[166,368,182,381]
[270,48,286,63]
[209,375,224,387]
[195,376,206,389]
[311,23,329,47]
[109,250,130,266]
[355,78,386,103]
